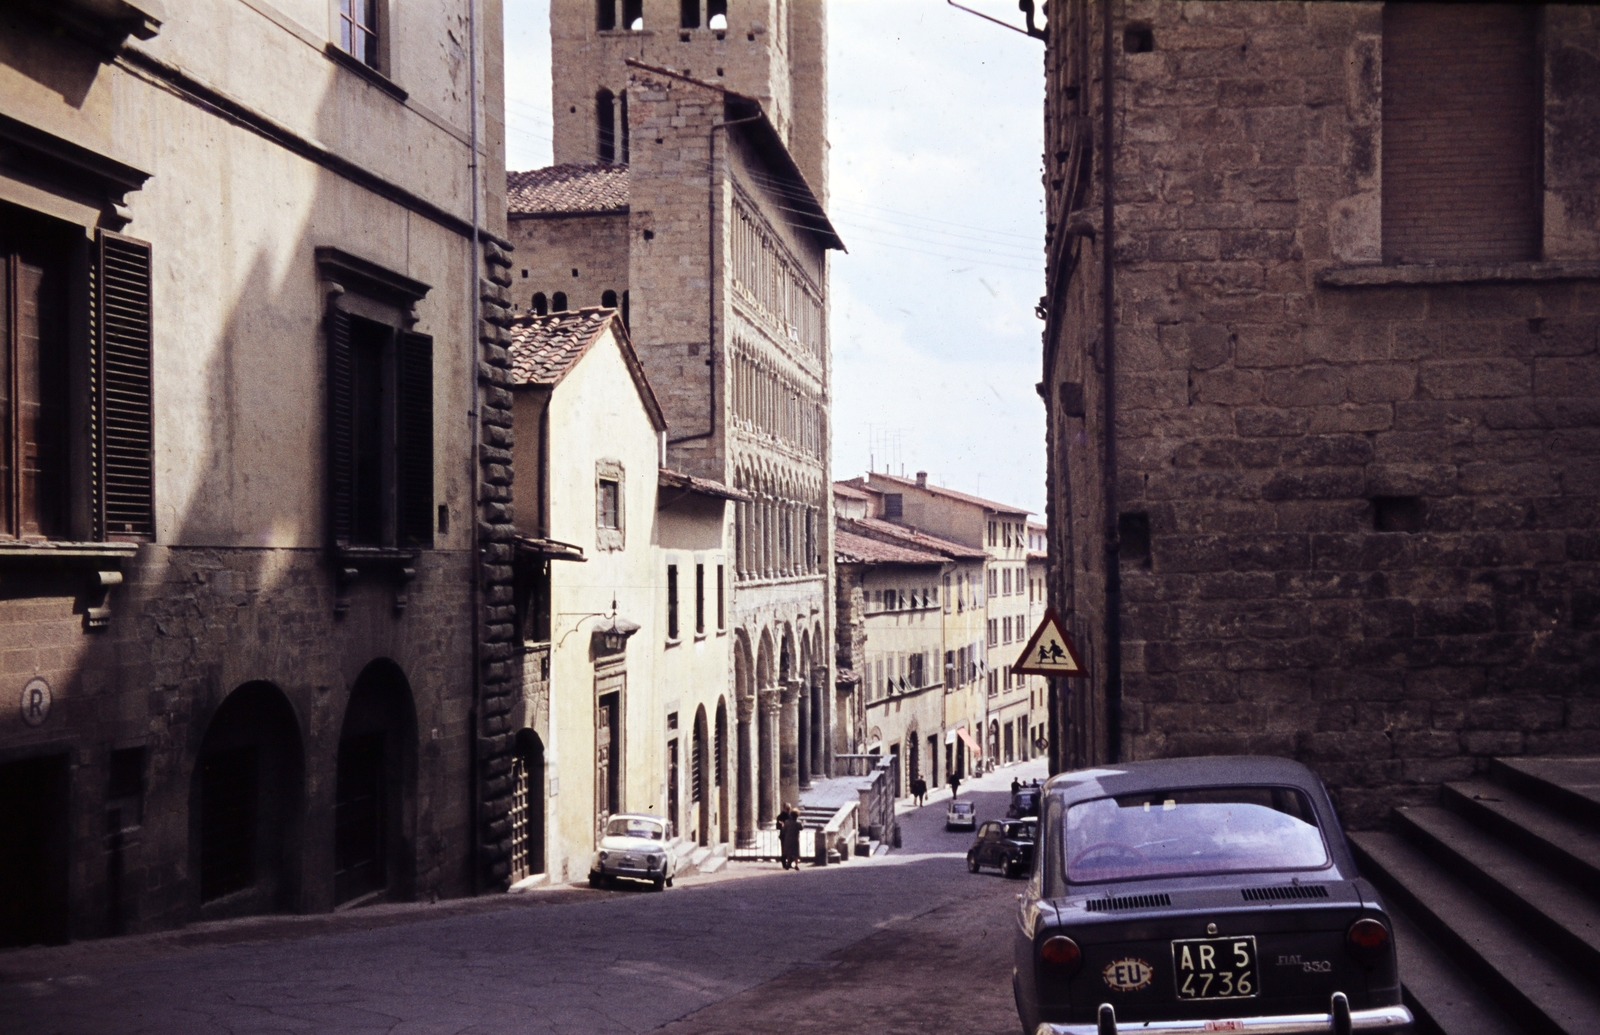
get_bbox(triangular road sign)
[1013,607,1087,677]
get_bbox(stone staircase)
[670,838,727,877]
[1347,758,1600,1035]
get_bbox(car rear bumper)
[1036,1000,1411,1035]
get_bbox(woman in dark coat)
[777,802,803,869]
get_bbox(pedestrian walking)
[1011,778,1021,794]
[911,776,927,806]
[777,802,803,869]
[949,774,961,800]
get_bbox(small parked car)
[1013,756,1413,1034]
[968,819,1036,878]
[946,798,976,831]
[588,813,677,891]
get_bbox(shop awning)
[957,727,982,757]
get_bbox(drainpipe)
[466,0,483,895]
[1099,0,1122,765]
[670,113,762,448]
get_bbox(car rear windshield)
[1004,822,1036,840]
[951,802,974,814]
[1065,786,1327,883]
[606,817,664,840]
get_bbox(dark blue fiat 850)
[1013,757,1412,1035]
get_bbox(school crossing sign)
[1013,608,1087,678]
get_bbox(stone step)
[1443,780,1600,893]
[1491,758,1600,830]
[1385,904,1526,1035]
[696,854,726,875]
[1393,806,1600,978]
[1350,830,1600,1035]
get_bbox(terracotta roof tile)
[835,530,946,566]
[507,163,629,216]
[505,308,614,386]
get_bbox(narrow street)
[2,763,1044,1035]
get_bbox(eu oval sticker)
[1103,957,1154,992]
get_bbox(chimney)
[915,471,927,489]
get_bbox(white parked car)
[945,799,976,831]
[589,813,677,891]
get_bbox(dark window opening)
[0,754,71,947]
[623,0,642,30]
[716,563,724,629]
[338,0,379,67]
[1,217,69,540]
[552,292,568,312]
[621,290,630,329]
[1373,496,1424,533]
[521,269,528,278]
[681,0,699,29]
[437,503,449,534]
[883,493,903,519]
[531,292,548,315]
[708,0,727,30]
[108,747,145,828]
[695,562,705,633]
[329,307,433,549]
[596,0,615,30]
[598,478,620,529]
[619,90,629,163]
[596,89,616,163]
[667,563,680,639]
[601,289,618,308]
[1118,512,1151,569]
[1123,24,1153,53]
[519,556,552,643]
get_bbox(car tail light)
[1346,918,1390,965]
[1039,935,1082,977]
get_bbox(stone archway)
[190,681,305,920]
[334,659,418,906]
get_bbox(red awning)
[957,727,982,757]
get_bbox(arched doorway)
[715,697,730,844]
[510,728,545,882]
[693,706,710,847]
[190,681,305,919]
[334,660,418,906]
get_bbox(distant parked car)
[589,813,677,891]
[1008,781,1042,818]
[946,799,976,831]
[968,819,1036,879]
[1014,756,1412,1035]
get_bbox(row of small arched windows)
[529,290,626,322]
[597,1,727,31]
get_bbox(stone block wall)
[1044,1,1600,826]
[506,212,630,314]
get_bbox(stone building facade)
[0,0,509,943]
[505,0,839,851]
[1038,1,1600,824]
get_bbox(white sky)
[503,0,1047,517]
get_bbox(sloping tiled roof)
[835,529,945,566]
[659,468,751,503]
[506,308,614,385]
[507,163,629,216]
[832,482,873,501]
[840,518,989,561]
[506,308,666,430]
[868,472,1032,516]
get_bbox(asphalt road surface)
[3,760,1046,1035]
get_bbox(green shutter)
[327,305,354,547]
[94,231,154,541]
[395,329,433,547]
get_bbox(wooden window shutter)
[327,305,355,547]
[395,329,433,547]
[93,230,154,541]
